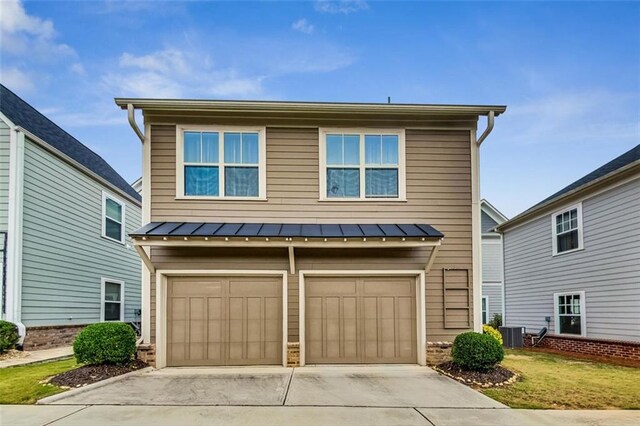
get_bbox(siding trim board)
[154,269,288,369]
[5,129,24,324]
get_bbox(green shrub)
[0,321,19,353]
[488,313,503,329]
[483,324,503,345]
[73,322,136,365]
[451,331,504,371]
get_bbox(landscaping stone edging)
[37,366,154,405]
[433,365,519,388]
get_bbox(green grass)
[483,349,640,409]
[0,358,78,404]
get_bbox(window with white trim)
[554,291,586,336]
[482,296,488,324]
[177,127,266,199]
[101,279,124,321]
[552,204,583,255]
[102,192,125,243]
[320,129,405,200]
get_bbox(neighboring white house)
[496,144,640,351]
[480,199,507,324]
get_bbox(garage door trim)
[155,269,288,369]
[299,270,426,366]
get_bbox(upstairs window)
[177,126,266,199]
[102,192,125,244]
[320,129,405,200]
[554,291,586,336]
[552,204,583,255]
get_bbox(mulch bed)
[49,359,148,388]
[435,361,518,388]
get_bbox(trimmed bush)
[451,331,504,371]
[483,324,503,345]
[73,322,136,365]
[0,320,19,353]
[488,314,503,329]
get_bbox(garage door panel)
[167,276,282,366]
[306,276,416,364]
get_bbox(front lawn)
[483,349,640,409]
[0,358,78,404]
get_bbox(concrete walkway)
[0,347,73,368]
[1,405,639,425]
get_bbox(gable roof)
[480,199,508,224]
[0,84,141,203]
[497,144,640,231]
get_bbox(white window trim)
[551,202,584,256]
[175,125,267,200]
[482,296,489,324]
[100,278,125,322]
[553,290,586,337]
[318,128,407,202]
[102,191,126,244]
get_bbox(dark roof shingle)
[0,84,141,202]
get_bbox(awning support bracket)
[288,246,295,274]
[424,242,441,274]
[134,245,155,274]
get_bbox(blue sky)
[1,0,638,217]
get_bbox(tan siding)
[148,125,474,344]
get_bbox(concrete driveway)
[43,365,503,408]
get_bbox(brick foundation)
[287,342,300,366]
[137,343,156,367]
[23,325,86,350]
[426,341,453,365]
[525,333,640,362]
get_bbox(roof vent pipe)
[476,110,495,146]
[127,104,145,143]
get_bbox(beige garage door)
[167,276,282,366]
[305,276,417,364]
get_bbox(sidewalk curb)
[37,367,155,405]
[0,354,74,369]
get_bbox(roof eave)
[496,160,640,232]
[114,98,506,117]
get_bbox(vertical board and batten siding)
[148,125,475,343]
[20,138,142,326]
[482,237,503,321]
[0,120,10,232]
[504,178,640,342]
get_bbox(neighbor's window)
[482,296,488,324]
[321,129,404,200]
[102,192,125,243]
[102,279,124,321]
[552,204,583,255]
[178,127,265,199]
[554,292,585,336]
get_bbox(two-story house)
[0,85,142,349]
[497,144,640,361]
[117,98,505,368]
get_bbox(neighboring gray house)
[497,144,640,352]
[480,199,507,324]
[0,84,142,349]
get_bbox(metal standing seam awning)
[130,222,444,274]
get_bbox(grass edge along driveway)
[483,349,640,409]
[0,358,77,404]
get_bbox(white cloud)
[70,63,86,76]
[292,18,315,34]
[502,90,639,145]
[0,0,75,58]
[0,66,34,92]
[314,0,369,14]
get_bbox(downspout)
[127,104,145,143]
[476,110,495,146]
